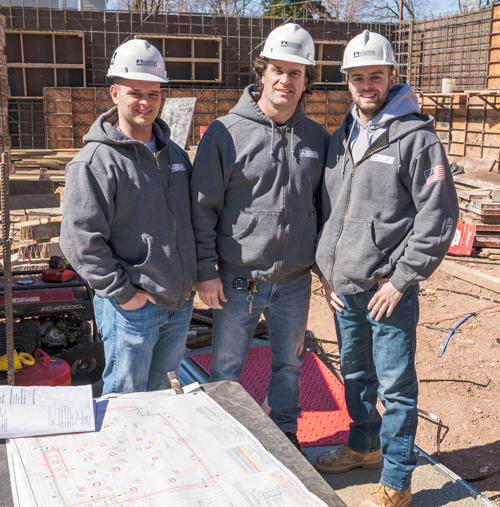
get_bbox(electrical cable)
[420,303,500,326]
[435,288,500,305]
[465,468,500,484]
[419,378,490,388]
[309,336,338,345]
[417,409,446,457]
[439,312,476,357]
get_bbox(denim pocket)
[93,296,104,332]
[115,299,153,314]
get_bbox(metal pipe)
[0,151,15,385]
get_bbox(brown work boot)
[358,483,412,507]
[314,445,382,474]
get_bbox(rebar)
[0,151,15,386]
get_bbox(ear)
[389,73,395,88]
[110,84,119,105]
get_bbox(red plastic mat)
[191,347,351,447]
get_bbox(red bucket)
[200,125,209,138]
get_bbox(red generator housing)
[0,263,97,386]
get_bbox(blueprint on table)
[8,390,329,507]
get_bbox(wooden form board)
[7,194,60,210]
[440,260,500,293]
[43,87,350,150]
[9,179,54,195]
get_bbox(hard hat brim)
[341,60,398,73]
[261,51,315,66]
[107,71,169,83]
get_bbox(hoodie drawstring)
[290,121,294,156]
[270,122,275,159]
[397,138,402,173]
[133,145,140,166]
[342,122,356,178]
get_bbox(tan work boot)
[358,483,412,507]
[314,445,382,474]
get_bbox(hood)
[350,83,420,129]
[348,83,420,166]
[229,84,306,126]
[83,106,172,149]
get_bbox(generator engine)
[0,258,95,357]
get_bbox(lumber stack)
[454,172,500,258]
[0,180,63,269]
[9,149,78,182]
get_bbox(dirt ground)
[306,257,500,503]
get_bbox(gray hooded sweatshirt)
[315,83,459,295]
[190,84,330,285]
[60,107,197,310]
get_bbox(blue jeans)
[94,293,194,395]
[210,271,312,433]
[334,284,419,491]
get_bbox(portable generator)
[0,256,104,386]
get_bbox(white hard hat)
[341,30,397,73]
[107,39,169,83]
[261,23,315,66]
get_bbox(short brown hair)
[252,56,319,104]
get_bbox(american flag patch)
[424,164,445,184]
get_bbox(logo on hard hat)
[281,41,302,50]
[136,59,158,67]
[353,50,376,58]
[111,52,117,65]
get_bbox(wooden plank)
[30,222,61,241]
[15,216,62,228]
[7,194,60,210]
[9,180,55,196]
[454,172,500,188]
[448,155,496,173]
[440,260,500,293]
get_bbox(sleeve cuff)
[388,269,412,294]
[197,265,219,283]
[312,263,324,280]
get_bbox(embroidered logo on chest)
[370,154,395,165]
[300,149,319,159]
[171,164,186,172]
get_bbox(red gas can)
[15,349,71,386]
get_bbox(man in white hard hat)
[313,31,458,506]
[190,23,329,454]
[61,40,197,395]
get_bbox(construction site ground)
[191,257,500,505]
[303,259,500,504]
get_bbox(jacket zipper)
[273,126,289,286]
[329,139,388,289]
[149,144,185,305]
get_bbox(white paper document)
[0,385,95,438]
[9,390,329,507]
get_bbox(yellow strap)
[18,352,35,366]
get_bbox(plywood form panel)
[466,145,483,157]
[305,102,327,115]
[450,142,466,155]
